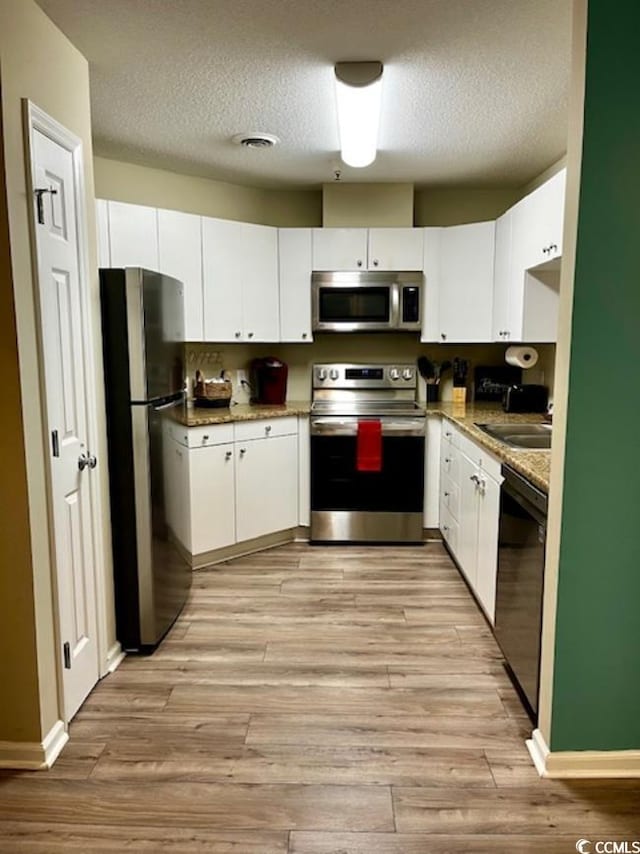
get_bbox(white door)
[30,125,100,721]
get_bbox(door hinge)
[51,429,59,458]
[63,642,71,669]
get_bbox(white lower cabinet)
[235,433,298,542]
[164,417,299,560]
[439,421,502,624]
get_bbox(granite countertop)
[426,401,551,493]
[170,400,312,427]
[171,398,550,493]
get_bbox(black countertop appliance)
[503,383,549,413]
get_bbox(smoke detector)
[232,132,280,149]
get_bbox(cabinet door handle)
[265,425,272,434]
[549,243,558,253]
[442,525,449,532]
[445,432,452,438]
[372,258,379,267]
[225,450,232,460]
[444,491,450,497]
[441,333,447,341]
[235,331,241,338]
[239,448,246,456]
[470,474,480,485]
[302,332,308,339]
[248,332,254,339]
[356,259,363,267]
[445,457,452,463]
[202,435,209,443]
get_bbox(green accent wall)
[550,0,640,751]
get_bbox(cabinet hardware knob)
[235,331,241,338]
[441,333,447,340]
[357,259,363,267]
[302,332,307,339]
[550,243,558,253]
[239,448,246,455]
[445,432,452,438]
[443,525,449,532]
[445,457,451,463]
[265,425,272,433]
[373,259,379,266]
[202,435,209,442]
[225,451,232,460]
[470,474,480,485]
[248,332,254,338]
[444,491,450,497]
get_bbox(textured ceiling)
[36,0,572,189]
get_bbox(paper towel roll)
[505,345,539,369]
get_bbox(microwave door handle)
[390,283,400,326]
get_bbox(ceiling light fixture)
[334,61,383,168]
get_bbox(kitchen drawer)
[234,416,298,442]
[440,505,459,556]
[440,471,460,522]
[183,423,235,448]
[441,420,461,448]
[440,445,460,483]
[457,431,501,481]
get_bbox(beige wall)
[94,156,322,226]
[0,106,42,742]
[414,187,521,226]
[0,0,115,744]
[186,339,554,404]
[322,183,414,226]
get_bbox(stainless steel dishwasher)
[494,465,548,721]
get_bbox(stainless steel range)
[310,363,425,543]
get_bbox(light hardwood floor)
[1,541,639,852]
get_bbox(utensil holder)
[426,384,439,403]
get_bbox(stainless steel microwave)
[311,271,422,332]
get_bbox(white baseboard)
[0,719,68,770]
[528,728,640,778]
[105,641,125,674]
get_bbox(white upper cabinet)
[312,227,423,271]
[423,221,495,343]
[96,199,110,267]
[241,223,279,342]
[279,228,312,343]
[513,168,566,271]
[492,168,566,343]
[312,228,368,271]
[107,201,159,271]
[367,228,424,270]
[202,218,279,343]
[158,209,204,341]
[202,217,244,341]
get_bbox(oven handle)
[311,419,425,437]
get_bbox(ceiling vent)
[232,132,279,149]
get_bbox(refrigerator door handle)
[152,398,183,411]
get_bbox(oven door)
[310,417,425,542]
[313,282,397,331]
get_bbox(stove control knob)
[329,369,339,380]
[402,368,413,381]
[317,368,327,381]
[389,368,400,381]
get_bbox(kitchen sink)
[475,422,552,450]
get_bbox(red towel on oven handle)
[356,419,382,472]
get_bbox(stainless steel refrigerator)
[100,267,191,652]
